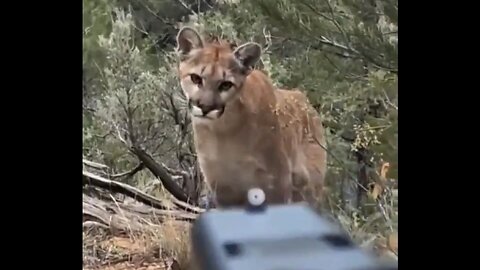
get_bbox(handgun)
[191,188,398,270]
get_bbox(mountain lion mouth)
[190,104,226,120]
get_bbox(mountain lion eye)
[190,74,203,85]
[218,81,233,92]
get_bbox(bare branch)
[110,162,145,179]
[114,124,130,147]
[262,27,272,52]
[132,0,175,27]
[83,194,198,235]
[312,136,369,193]
[84,170,169,209]
[322,0,350,45]
[161,162,190,178]
[382,89,398,111]
[316,35,358,55]
[83,104,96,113]
[174,0,197,15]
[130,146,193,204]
[83,170,204,213]
[83,159,109,170]
[92,132,113,139]
[83,220,110,230]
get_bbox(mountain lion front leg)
[291,163,312,203]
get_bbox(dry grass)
[83,215,192,270]
[83,179,195,270]
[83,170,397,270]
[325,162,398,261]
[83,201,397,270]
[83,205,397,270]
[331,205,398,261]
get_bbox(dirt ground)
[84,259,180,270]
[83,233,188,270]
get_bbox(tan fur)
[274,88,328,203]
[175,27,327,208]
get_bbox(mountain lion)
[175,26,327,208]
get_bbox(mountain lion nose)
[197,102,216,115]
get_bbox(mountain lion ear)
[233,42,262,69]
[176,27,204,56]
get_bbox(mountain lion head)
[176,27,262,121]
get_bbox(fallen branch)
[161,162,189,178]
[83,220,110,230]
[83,196,198,238]
[131,146,191,204]
[83,170,204,214]
[83,159,109,170]
[83,193,198,228]
[110,162,145,179]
